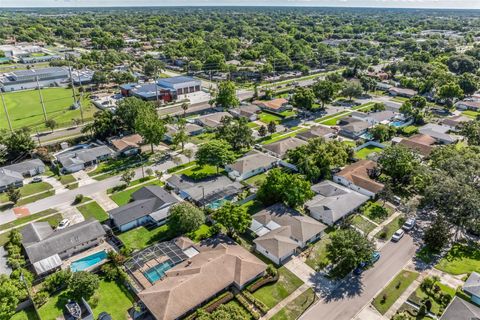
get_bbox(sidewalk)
[90,192,119,211]
[260,283,310,320]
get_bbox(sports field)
[0,87,97,131]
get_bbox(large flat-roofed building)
[157,76,201,96]
[1,67,70,92]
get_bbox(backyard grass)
[372,270,419,314]
[355,145,384,159]
[361,201,393,224]
[435,243,480,275]
[240,200,265,215]
[279,110,297,118]
[252,266,304,309]
[259,112,283,124]
[259,130,307,145]
[0,182,53,203]
[11,307,39,320]
[77,201,109,222]
[402,125,420,135]
[187,224,212,242]
[190,132,216,145]
[117,225,171,251]
[38,279,134,320]
[177,164,224,180]
[351,215,377,235]
[0,88,96,131]
[247,122,260,128]
[408,279,455,315]
[110,180,164,206]
[243,172,269,187]
[375,215,405,240]
[271,288,316,320]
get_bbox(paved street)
[300,235,418,320]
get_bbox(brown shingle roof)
[138,237,266,320]
[263,137,307,158]
[336,160,384,194]
[111,134,142,152]
[254,98,289,111]
[398,134,436,157]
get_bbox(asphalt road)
[300,235,418,320]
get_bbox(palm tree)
[181,103,189,118]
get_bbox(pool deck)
[61,242,114,272]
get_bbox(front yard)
[258,112,283,125]
[110,180,164,206]
[435,243,480,275]
[375,215,405,240]
[350,214,377,235]
[0,182,53,203]
[372,270,419,314]
[252,267,303,309]
[271,288,316,320]
[304,230,335,270]
[407,278,455,316]
[361,201,393,224]
[77,201,109,222]
[38,279,134,320]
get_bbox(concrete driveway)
[300,235,418,320]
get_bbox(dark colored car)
[353,251,381,275]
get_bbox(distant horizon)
[3,5,480,9]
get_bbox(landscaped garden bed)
[407,277,455,316]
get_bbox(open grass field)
[435,243,480,275]
[372,270,419,314]
[0,88,97,131]
[252,267,303,309]
[38,278,134,320]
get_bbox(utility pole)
[0,90,13,133]
[66,54,84,124]
[36,76,47,123]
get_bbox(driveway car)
[391,229,405,242]
[57,218,71,230]
[31,177,43,183]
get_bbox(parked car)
[57,219,71,230]
[353,251,381,275]
[403,218,416,231]
[31,177,42,183]
[391,229,405,242]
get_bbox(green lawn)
[351,215,377,235]
[240,200,265,215]
[77,201,109,222]
[117,225,171,251]
[58,174,77,185]
[372,270,419,314]
[223,299,253,320]
[177,164,223,180]
[305,232,333,270]
[408,279,455,315]
[87,157,146,177]
[252,267,304,309]
[0,182,53,203]
[187,224,211,242]
[314,111,350,124]
[435,243,480,275]
[259,130,307,145]
[11,307,39,320]
[361,201,393,224]
[190,132,215,145]
[110,180,164,206]
[259,112,283,124]
[247,122,260,129]
[107,176,154,194]
[279,110,297,118]
[0,88,97,131]
[0,208,57,231]
[271,288,315,320]
[243,172,269,187]
[355,146,383,160]
[462,110,480,119]
[392,97,409,103]
[17,190,55,206]
[402,125,419,135]
[375,215,405,240]
[38,279,134,320]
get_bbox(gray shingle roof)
[262,137,307,158]
[464,272,480,297]
[57,145,114,167]
[226,151,278,175]
[22,219,106,263]
[2,159,45,176]
[109,186,179,226]
[440,296,480,320]
[0,168,23,188]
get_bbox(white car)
[391,229,405,242]
[403,218,416,231]
[57,219,71,230]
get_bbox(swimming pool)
[390,121,407,128]
[71,250,108,272]
[144,261,174,284]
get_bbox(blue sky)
[2,0,480,8]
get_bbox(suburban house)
[0,169,23,192]
[2,159,45,177]
[225,150,278,181]
[133,236,267,320]
[388,87,418,98]
[166,174,243,208]
[109,186,181,232]
[440,296,480,320]
[250,203,327,265]
[418,123,458,144]
[338,117,371,139]
[56,145,115,173]
[463,272,480,305]
[229,104,261,121]
[333,160,385,198]
[253,98,292,114]
[195,112,232,129]
[396,134,437,157]
[21,219,106,275]
[296,125,336,141]
[350,110,398,126]
[305,180,369,225]
[164,123,204,142]
[0,67,70,92]
[110,134,143,156]
[441,115,472,132]
[455,100,480,111]
[262,137,307,159]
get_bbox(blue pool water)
[144,261,174,284]
[390,121,407,128]
[207,195,235,210]
[71,251,108,272]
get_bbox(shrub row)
[236,294,261,320]
[242,290,269,314]
[247,274,279,293]
[203,291,234,313]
